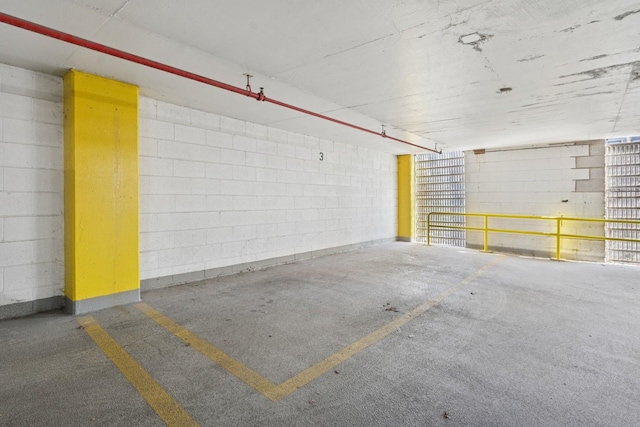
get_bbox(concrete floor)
[1,243,639,426]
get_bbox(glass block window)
[605,139,640,265]
[415,151,465,246]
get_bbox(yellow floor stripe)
[277,255,505,395]
[137,255,505,402]
[135,303,282,401]
[78,316,199,426]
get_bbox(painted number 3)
[319,152,324,161]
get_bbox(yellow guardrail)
[426,212,640,260]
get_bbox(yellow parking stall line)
[137,255,505,402]
[277,255,505,396]
[135,303,282,401]
[78,316,199,427]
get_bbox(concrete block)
[175,124,206,145]
[157,101,191,125]
[0,241,33,267]
[232,166,256,181]
[33,239,62,264]
[175,229,207,248]
[205,163,234,180]
[256,223,279,239]
[174,160,206,178]
[2,143,62,170]
[206,130,233,149]
[3,168,62,192]
[158,247,194,269]
[139,214,158,233]
[277,143,296,158]
[563,144,590,157]
[232,135,257,153]
[576,179,604,193]
[246,152,269,168]
[140,157,173,177]
[576,155,604,169]
[566,168,590,180]
[303,159,320,173]
[3,262,62,291]
[0,92,33,120]
[220,211,245,226]
[304,135,320,149]
[140,231,175,252]
[193,244,222,263]
[3,216,62,242]
[276,170,297,183]
[139,118,174,140]
[33,99,63,125]
[140,194,176,213]
[267,127,288,144]
[267,154,287,169]
[310,173,326,185]
[589,167,605,180]
[256,139,279,156]
[220,149,246,165]
[175,195,207,212]
[319,139,334,152]
[158,140,220,163]
[156,212,219,232]
[286,157,304,172]
[233,225,257,241]
[0,192,62,217]
[138,96,157,119]
[139,251,159,272]
[191,109,220,131]
[245,122,268,140]
[295,145,313,161]
[233,196,258,210]
[589,141,606,156]
[220,116,246,135]
[257,182,286,196]
[139,137,158,157]
[1,65,61,98]
[286,183,304,197]
[207,227,234,244]
[219,180,257,196]
[206,195,234,211]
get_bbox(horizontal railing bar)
[425,211,640,259]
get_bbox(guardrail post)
[555,218,561,260]
[483,215,489,252]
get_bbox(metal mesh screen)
[605,140,640,265]
[415,151,465,246]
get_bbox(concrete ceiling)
[0,0,639,153]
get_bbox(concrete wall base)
[0,296,64,320]
[64,289,140,315]
[141,238,395,291]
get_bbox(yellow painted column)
[64,70,139,314]
[397,155,414,241]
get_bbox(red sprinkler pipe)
[0,12,440,153]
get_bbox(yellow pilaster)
[64,70,139,314]
[397,155,414,241]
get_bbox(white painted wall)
[0,62,397,311]
[465,142,605,261]
[139,97,397,283]
[0,64,64,308]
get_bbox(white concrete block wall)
[139,97,397,282]
[465,142,605,260]
[0,64,64,308]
